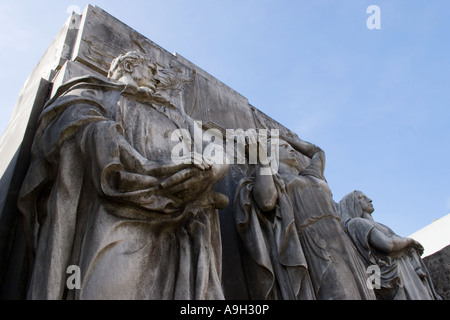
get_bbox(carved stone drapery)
[18,52,229,299]
[337,190,441,300]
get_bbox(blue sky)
[1,0,449,238]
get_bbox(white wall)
[409,213,450,257]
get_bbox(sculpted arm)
[281,134,325,175]
[281,134,323,159]
[242,133,278,212]
[368,228,424,255]
[252,165,278,212]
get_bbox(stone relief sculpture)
[0,5,445,302]
[17,51,229,299]
[336,190,441,300]
[234,136,377,300]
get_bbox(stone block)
[423,245,450,300]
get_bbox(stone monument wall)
[423,245,450,300]
[0,5,300,299]
[0,5,444,300]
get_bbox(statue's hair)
[107,51,155,80]
[336,190,365,226]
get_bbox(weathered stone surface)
[1,4,447,300]
[0,12,82,299]
[50,60,105,98]
[336,191,441,300]
[423,245,450,300]
[234,141,377,300]
[19,51,230,299]
[0,4,301,299]
[0,78,52,299]
[0,12,81,182]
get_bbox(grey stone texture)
[0,4,445,300]
[423,245,450,300]
[19,51,230,299]
[0,5,299,300]
[336,191,441,300]
[0,14,82,299]
[234,140,377,300]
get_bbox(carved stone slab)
[424,245,450,300]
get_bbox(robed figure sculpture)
[337,190,441,300]
[18,51,229,300]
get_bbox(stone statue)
[18,51,229,299]
[234,136,376,299]
[336,190,441,300]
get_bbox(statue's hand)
[410,239,425,256]
[159,167,198,190]
[159,167,210,201]
[174,152,213,171]
[160,163,228,201]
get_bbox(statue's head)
[356,191,374,215]
[337,190,375,225]
[108,51,158,92]
[276,139,308,172]
[278,139,296,166]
